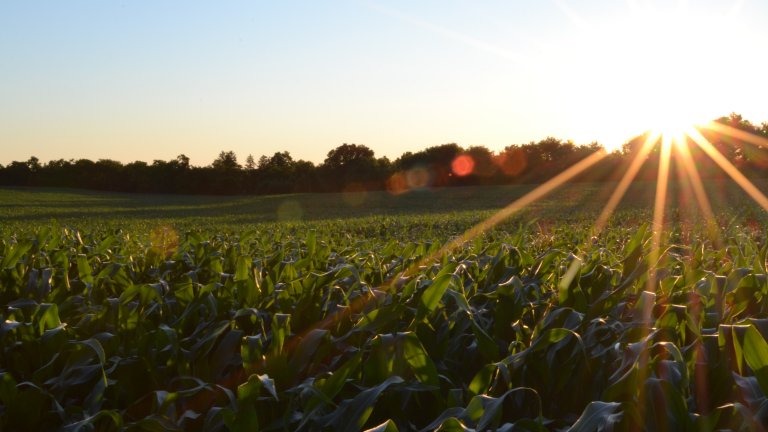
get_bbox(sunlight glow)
[595,132,660,233]
[688,128,768,212]
[653,135,673,232]
[645,134,673,299]
[554,4,756,150]
[262,120,768,386]
[671,135,718,229]
[702,121,768,149]
[657,124,696,148]
[561,132,660,292]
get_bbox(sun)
[553,2,747,153]
[648,106,698,146]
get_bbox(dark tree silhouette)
[245,154,256,171]
[2,112,767,195]
[465,146,496,176]
[212,151,241,170]
[175,154,190,170]
[321,144,384,190]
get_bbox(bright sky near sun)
[2,0,767,166]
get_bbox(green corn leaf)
[743,325,768,396]
[323,375,404,432]
[417,273,454,322]
[363,419,399,432]
[567,401,623,432]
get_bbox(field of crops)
[3,184,768,430]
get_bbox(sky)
[2,0,768,167]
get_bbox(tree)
[531,137,573,162]
[497,144,528,177]
[424,143,463,168]
[27,156,41,172]
[321,144,381,190]
[704,113,761,169]
[464,146,497,178]
[621,132,655,156]
[323,144,375,170]
[211,151,241,170]
[292,159,317,193]
[2,161,32,185]
[259,151,294,170]
[254,151,298,194]
[206,151,244,193]
[393,143,463,187]
[245,154,256,170]
[175,154,190,169]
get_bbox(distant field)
[0,184,585,224]
[0,179,762,231]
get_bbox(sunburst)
[277,119,768,377]
[263,5,768,413]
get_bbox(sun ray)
[672,146,700,246]
[260,121,768,401]
[672,137,714,219]
[560,132,659,291]
[701,121,768,149]
[595,132,660,233]
[672,134,722,246]
[630,134,673,432]
[688,128,768,212]
[676,133,723,247]
[672,141,694,214]
[668,134,721,419]
[647,134,673,294]
[668,142,717,419]
[424,149,607,269]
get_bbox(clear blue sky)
[2,0,767,166]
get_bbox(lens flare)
[496,148,528,176]
[386,172,408,195]
[451,155,475,177]
[406,166,432,189]
[342,183,368,206]
[277,200,304,221]
[149,225,179,258]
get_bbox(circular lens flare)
[451,155,475,177]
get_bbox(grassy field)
[0,184,591,224]
[3,182,768,430]
[0,179,760,227]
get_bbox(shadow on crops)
[0,180,759,225]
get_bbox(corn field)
[2,186,768,430]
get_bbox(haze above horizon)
[2,0,767,166]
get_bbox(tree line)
[1,113,767,195]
